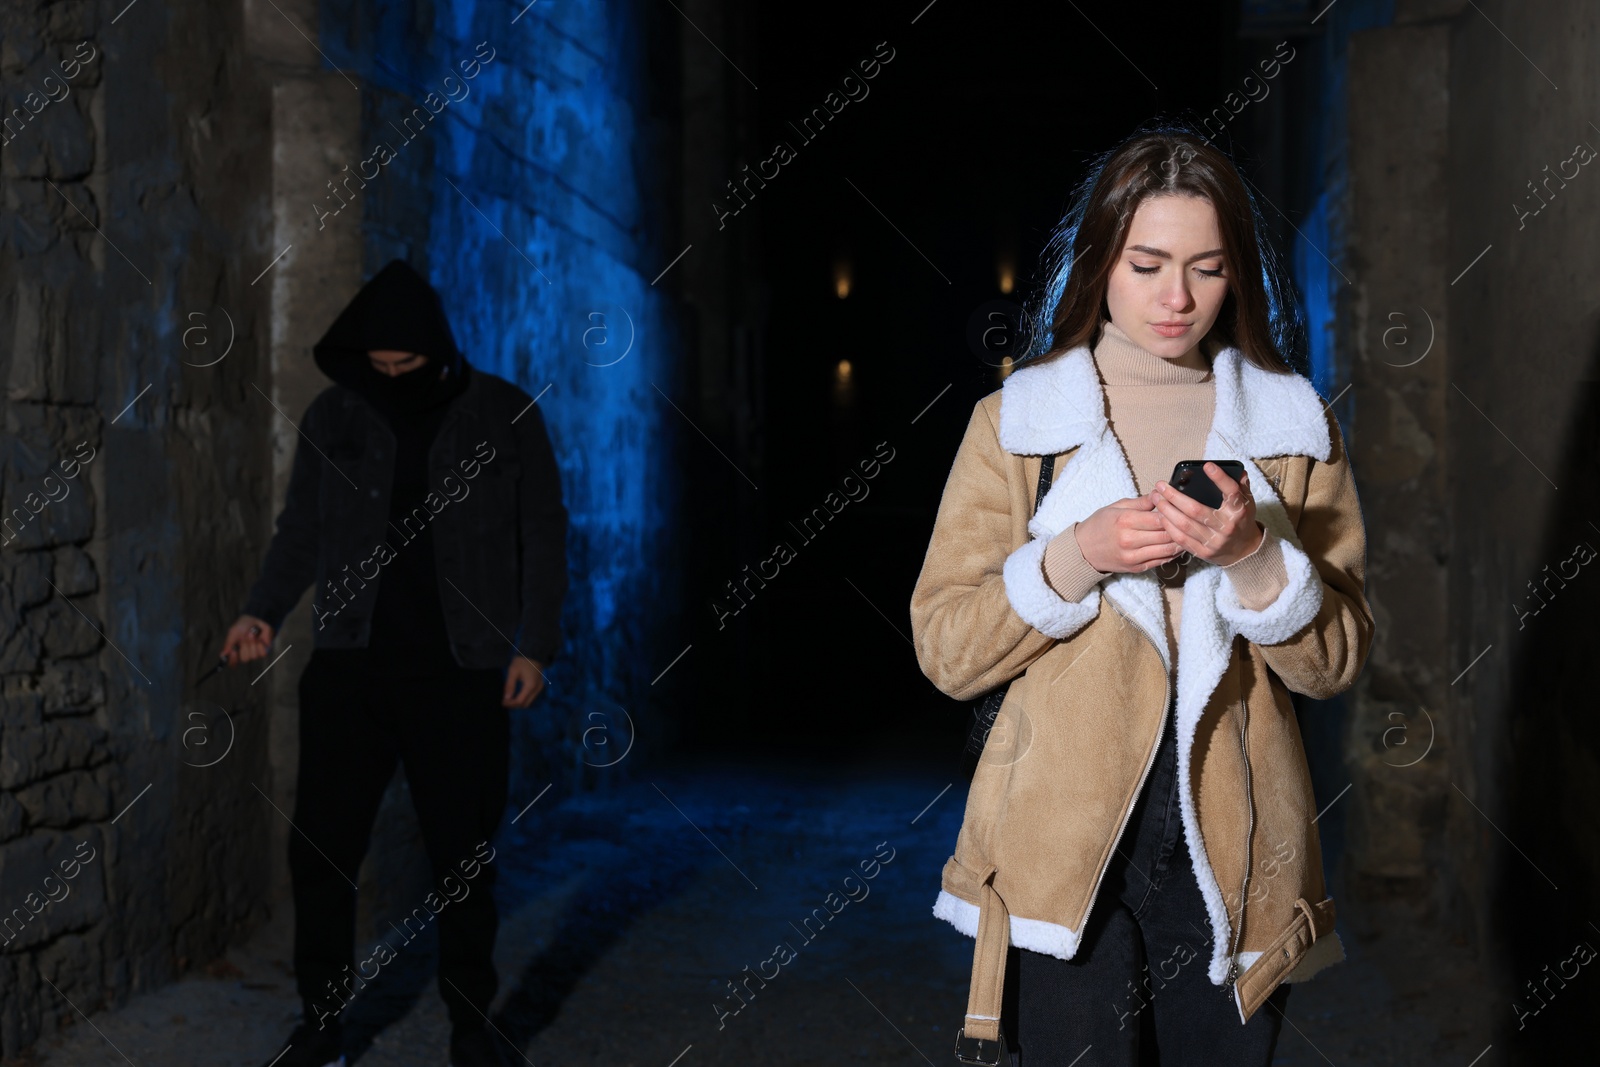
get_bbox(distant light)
[835,259,852,299]
[833,358,855,406]
[998,257,1014,294]
[999,355,1014,381]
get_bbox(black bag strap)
[1033,451,1058,509]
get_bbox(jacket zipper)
[1076,598,1172,948]
[1223,656,1255,995]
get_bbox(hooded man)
[222,259,567,1067]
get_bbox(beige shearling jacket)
[909,339,1374,1045]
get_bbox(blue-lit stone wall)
[1283,0,1394,405]
[318,0,689,787]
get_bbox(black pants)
[1004,695,1290,1066]
[290,650,510,1029]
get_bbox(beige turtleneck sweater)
[1039,319,1289,666]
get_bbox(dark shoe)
[449,1024,509,1067]
[260,1020,345,1067]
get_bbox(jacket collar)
[992,337,1334,682]
[997,341,1331,464]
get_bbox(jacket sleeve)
[910,401,1099,702]
[1216,408,1374,699]
[242,396,327,631]
[512,399,569,665]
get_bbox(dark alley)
[1,1,1597,1065]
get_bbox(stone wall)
[0,0,278,1053]
[0,0,695,1054]
[1345,8,1453,897]
[1437,0,1600,1053]
[1347,0,1600,1054]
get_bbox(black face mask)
[358,359,462,417]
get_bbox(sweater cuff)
[1042,522,1111,603]
[1221,522,1289,610]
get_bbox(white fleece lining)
[1001,536,1102,640]
[1215,523,1323,645]
[1171,565,1244,986]
[979,341,1339,990]
[996,342,1331,469]
[932,888,1083,960]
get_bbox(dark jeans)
[1002,694,1290,1066]
[290,650,510,1030]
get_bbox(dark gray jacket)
[243,263,567,669]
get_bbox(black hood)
[313,259,469,404]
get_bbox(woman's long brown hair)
[1023,124,1302,376]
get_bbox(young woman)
[910,126,1374,1065]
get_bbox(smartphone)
[1169,460,1246,510]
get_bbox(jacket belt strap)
[960,864,1009,1046]
[1233,895,1338,1019]
[1294,896,1333,941]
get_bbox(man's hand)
[503,657,546,708]
[1150,463,1264,567]
[1075,495,1185,574]
[220,615,274,665]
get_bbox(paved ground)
[18,755,1499,1066]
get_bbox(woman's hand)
[220,615,274,664]
[1149,462,1265,567]
[1075,495,1186,574]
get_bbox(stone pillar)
[1344,17,1457,922]
[251,34,365,906]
